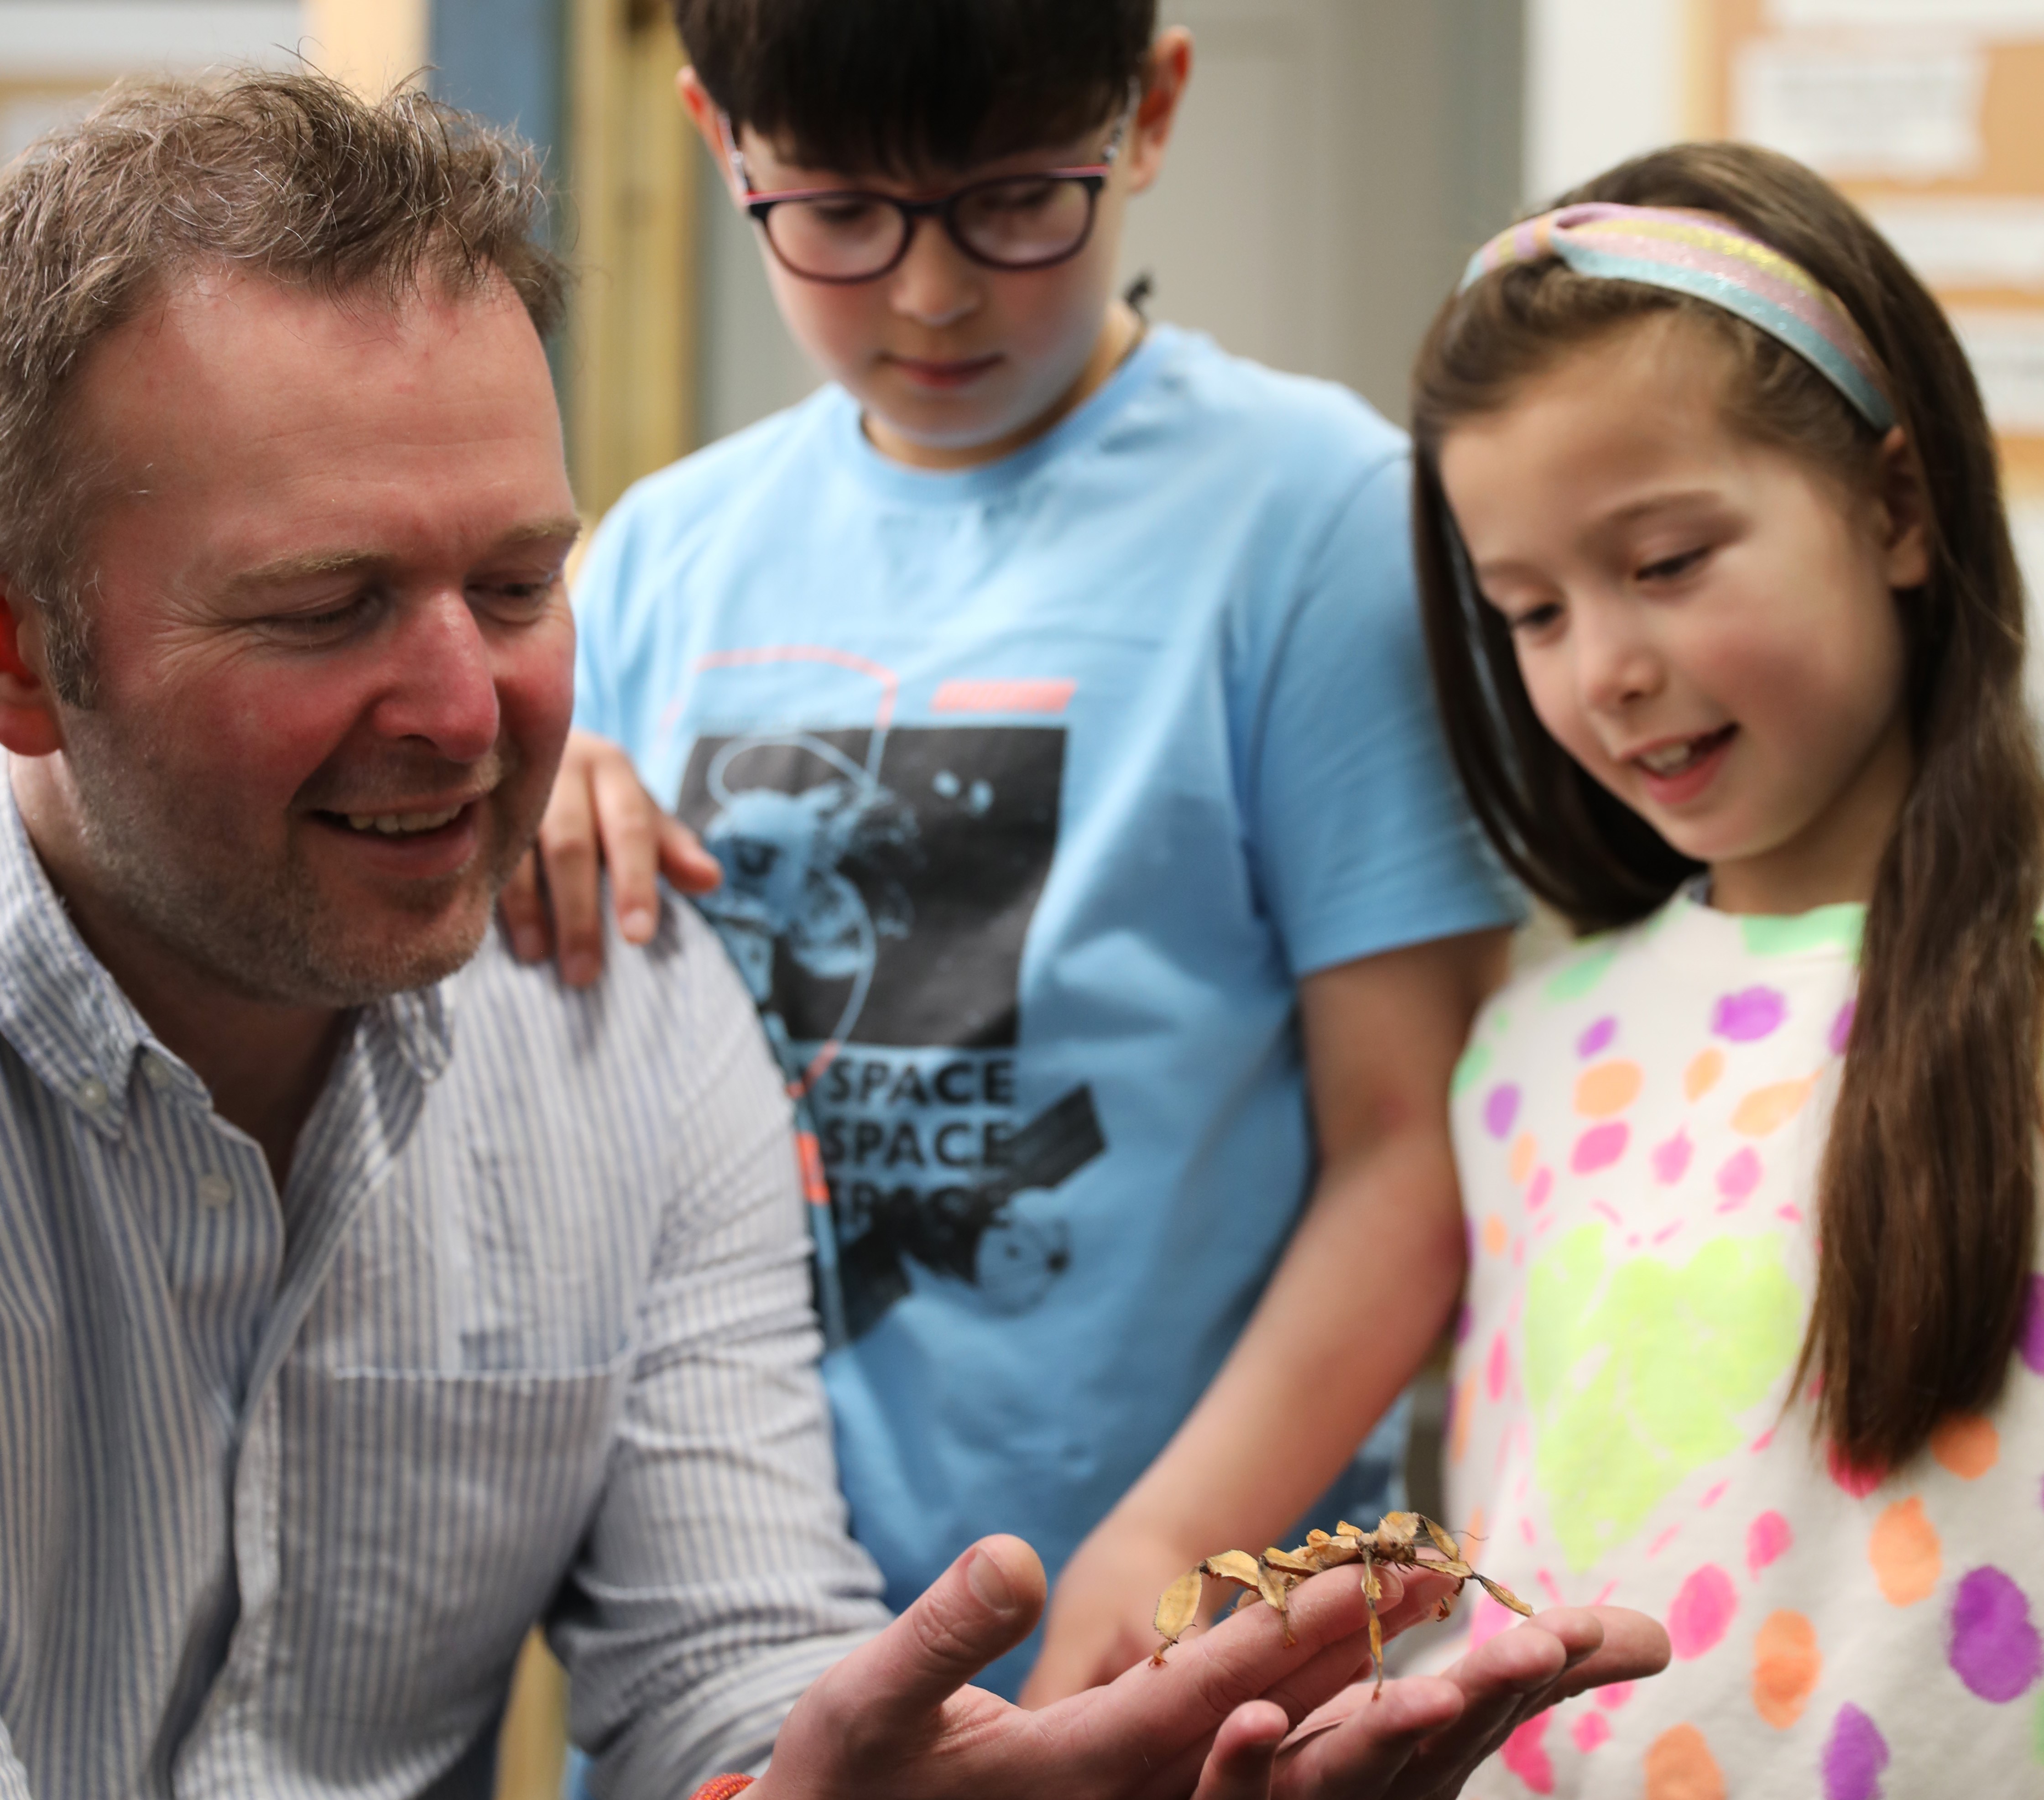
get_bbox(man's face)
[29,271,580,1008]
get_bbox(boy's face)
[683,34,1188,470]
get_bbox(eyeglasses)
[718,105,1132,285]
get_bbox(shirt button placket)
[197,1172,235,1210]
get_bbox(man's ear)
[1124,26,1193,199]
[676,67,741,198]
[0,584,65,758]
[1875,425,1932,592]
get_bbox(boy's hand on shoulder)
[499,728,723,987]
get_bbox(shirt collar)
[0,767,456,1135]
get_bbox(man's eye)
[269,598,370,635]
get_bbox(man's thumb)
[866,1535,1047,1724]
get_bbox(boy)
[530,0,1516,1701]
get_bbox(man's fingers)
[1190,1701,1288,1800]
[1265,1675,1464,1799]
[498,850,552,963]
[1538,1606,1670,1705]
[856,1536,1048,1730]
[658,815,724,895]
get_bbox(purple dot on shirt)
[2021,1274,2044,1377]
[1576,1015,1617,1058]
[1712,986,1788,1043]
[1829,998,1857,1057]
[1948,1566,2044,1702]
[1484,1084,1521,1140]
[1821,1705,1889,1800]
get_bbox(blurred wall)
[696,0,1528,442]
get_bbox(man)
[0,71,1660,1799]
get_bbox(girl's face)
[1438,311,1929,915]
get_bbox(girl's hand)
[1020,1517,1210,1706]
[499,728,723,986]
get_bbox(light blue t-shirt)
[574,324,1517,1693]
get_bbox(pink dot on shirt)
[1571,1711,1612,1754]
[1501,1712,1555,1795]
[1484,1084,1521,1139]
[1487,1330,1511,1403]
[1528,1166,1554,1210]
[1747,1510,1792,1576]
[1593,1681,1634,1712]
[1572,1122,1629,1174]
[1651,1128,1693,1185]
[1827,1443,1883,1499]
[1667,1564,1738,1659]
[1716,1147,1762,1202]
[1577,1015,1617,1058]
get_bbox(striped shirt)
[0,785,887,1798]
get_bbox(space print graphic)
[676,653,1103,1341]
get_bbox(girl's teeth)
[344,807,462,835]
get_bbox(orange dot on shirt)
[1930,1414,1999,1480]
[1483,1215,1509,1257]
[1731,1076,1816,1137]
[1450,1375,1475,1466]
[1868,1496,1940,1607]
[1752,1610,1821,1728]
[1575,1060,1643,1118]
[1510,1132,1538,1184]
[1684,1048,1724,1101]
[1644,1724,1725,1800]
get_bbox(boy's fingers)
[1189,1701,1288,1800]
[537,775,605,987]
[498,850,552,963]
[589,755,664,944]
[659,816,724,895]
[1538,1606,1670,1705]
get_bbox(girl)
[1412,142,2044,1796]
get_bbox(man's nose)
[372,588,501,761]
[887,218,980,328]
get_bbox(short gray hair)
[0,69,567,704]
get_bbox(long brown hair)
[1412,141,2044,1473]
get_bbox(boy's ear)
[676,67,737,193]
[1124,26,1194,198]
[1874,426,1932,593]
[0,582,65,759]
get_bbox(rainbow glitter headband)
[1460,203,1895,434]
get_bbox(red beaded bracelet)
[688,1779,756,1800]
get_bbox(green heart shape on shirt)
[1524,1224,1803,1572]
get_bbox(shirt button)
[77,1077,109,1113]
[197,1173,234,1210]
[143,1056,173,1090]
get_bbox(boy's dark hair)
[1412,141,2044,1477]
[673,0,1158,174]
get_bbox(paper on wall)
[1735,42,1987,179]
[1771,0,2044,37]
[2008,499,2044,719]
[1951,310,2044,435]
[1867,199,2044,291]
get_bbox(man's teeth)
[344,806,463,835]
